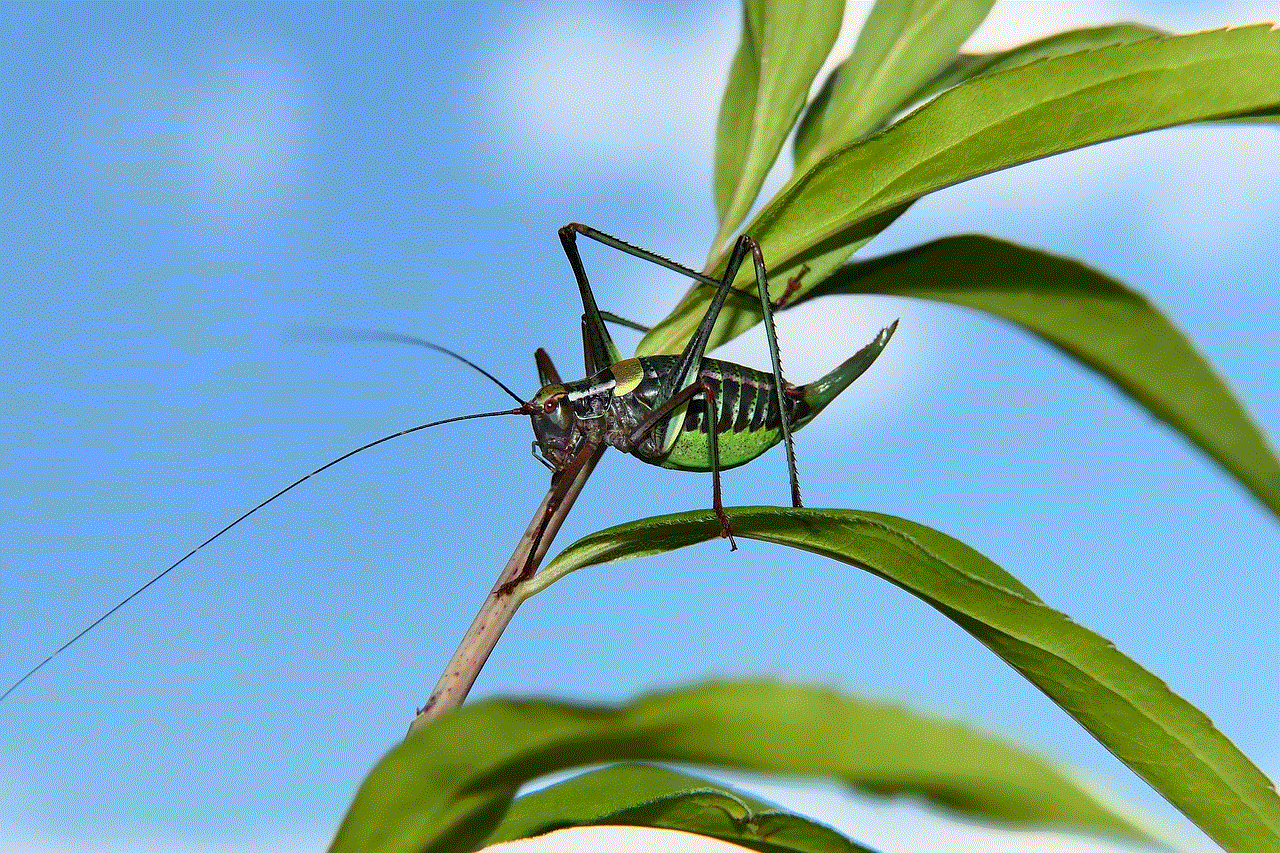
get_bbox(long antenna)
[297,329,528,405]
[1,405,527,703]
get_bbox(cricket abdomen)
[617,355,809,473]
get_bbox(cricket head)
[527,382,577,467]
[527,365,619,468]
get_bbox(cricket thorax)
[527,367,625,467]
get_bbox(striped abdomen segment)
[681,358,807,436]
[627,355,809,472]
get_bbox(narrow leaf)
[794,0,996,170]
[713,0,845,246]
[531,508,1280,853]
[640,24,1280,357]
[903,23,1166,114]
[801,234,1280,518]
[329,679,1160,853]
[489,764,880,853]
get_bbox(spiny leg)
[618,234,761,544]
[724,262,808,314]
[558,226,622,375]
[699,379,737,549]
[673,232,804,509]
[560,222,800,332]
[658,235,757,542]
[559,224,803,529]
[559,223,723,290]
[665,233,754,394]
[559,223,726,375]
[745,239,803,509]
[557,223,758,389]
[622,377,736,547]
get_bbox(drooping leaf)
[794,0,996,170]
[639,23,1280,358]
[489,764,880,853]
[329,678,1158,853]
[713,0,845,248]
[528,508,1280,853]
[798,234,1280,518]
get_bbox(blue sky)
[1,3,1276,852]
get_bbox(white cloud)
[870,2,1280,269]
[183,46,314,234]
[967,1,1131,52]
[86,38,314,242]
[482,4,736,179]
[909,122,1280,268]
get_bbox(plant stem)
[407,443,603,736]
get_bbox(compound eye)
[543,393,564,413]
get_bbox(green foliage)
[714,0,844,247]
[331,681,1155,853]
[793,0,996,170]
[334,3,1279,852]
[489,764,880,853]
[529,509,1280,853]
[639,23,1280,356]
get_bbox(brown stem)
[406,442,603,737]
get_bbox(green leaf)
[802,234,1280,518]
[794,0,996,171]
[904,23,1167,114]
[330,679,1158,853]
[639,23,1280,358]
[1215,108,1280,125]
[909,27,1280,129]
[530,508,1280,853]
[489,764,880,853]
[713,0,845,248]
